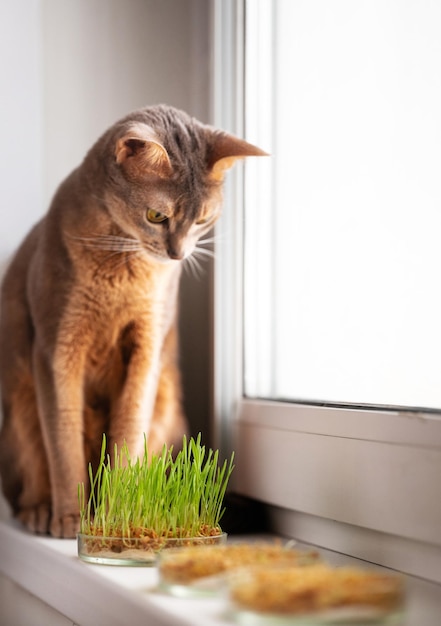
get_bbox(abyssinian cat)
[0,104,265,538]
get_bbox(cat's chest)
[69,263,180,338]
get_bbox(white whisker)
[193,247,215,260]
[94,249,130,272]
[184,253,205,280]
[197,236,217,245]
[111,249,145,271]
[197,229,229,247]
[66,233,143,252]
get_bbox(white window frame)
[212,0,441,584]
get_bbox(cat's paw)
[17,504,51,535]
[50,513,80,538]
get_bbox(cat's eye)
[196,215,211,225]
[147,209,168,223]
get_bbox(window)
[213,0,441,583]
[244,0,441,409]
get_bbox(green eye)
[196,214,211,225]
[147,209,168,223]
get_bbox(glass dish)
[77,531,227,566]
[227,606,404,625]
[157,540,320,597]
[227,563,405,625]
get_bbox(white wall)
[0,1,44,268]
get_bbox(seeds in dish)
[158,542,319,585]
[229,563,404,615]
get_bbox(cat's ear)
[208,132,268,181]
[115,123,172,178]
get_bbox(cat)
[0,104,266,538]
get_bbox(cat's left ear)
[115,123,172,179]
[207,132,268,181]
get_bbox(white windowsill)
[1,519,441,625]
[0,520,226,626]
[231,399,441,584]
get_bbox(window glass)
[244,0,441,410]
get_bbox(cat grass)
[78,433,234,553]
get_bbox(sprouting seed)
[78,433,234,539]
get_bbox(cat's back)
[1,219,44,302]
[0,220,46,378]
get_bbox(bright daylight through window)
[243,0,441,411]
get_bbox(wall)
[0,1,44,268]
[0,0,213,518]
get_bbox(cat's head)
[93,105,267,263]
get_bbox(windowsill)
[0,519,226,626]
[1,518,441,625]
[231,399,441,585]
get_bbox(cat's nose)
[167,237,186,260]
[167,245,185,261]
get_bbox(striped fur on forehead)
[121,105,209,165]
[114,103,267,184]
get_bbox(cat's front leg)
[33,345,87,538]
[148,323,188,452]
[109,323,163,459]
